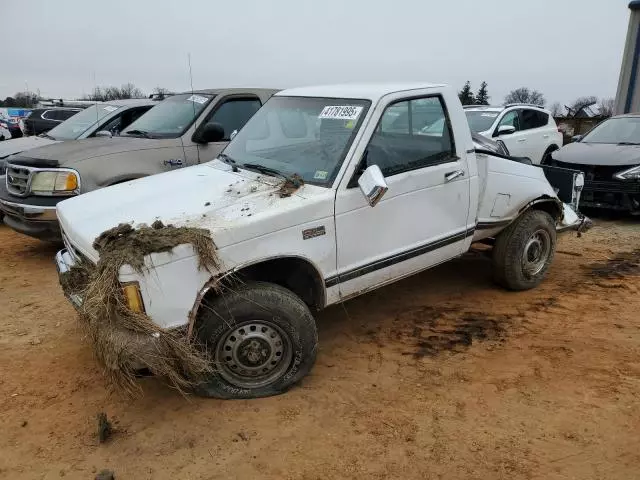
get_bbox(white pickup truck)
[55,83,589,399]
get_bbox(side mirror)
[358,164,388,207]
[230,129,238,141]
[571,134,583,143]
[199,122,225,143]
[497,125,516,136]
[95,130,112,138]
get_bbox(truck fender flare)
[187,254,327,337]
[517,195,564,222]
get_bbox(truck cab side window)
[366,96,455,178]
[205,98,262,141]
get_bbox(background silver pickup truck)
[0,88,277,241]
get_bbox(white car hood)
[0,136,59,158]
[57,160,329,262]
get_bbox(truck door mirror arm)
[357,164,388,207]
[347,150,369,188]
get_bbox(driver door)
[334,95,471,299]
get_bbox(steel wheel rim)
[215,320,293,389]
[522,229,551,277]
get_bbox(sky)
[1,0,632,107]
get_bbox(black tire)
[193,281,318,399]
[492,210,557,291]
[540,145,559,165]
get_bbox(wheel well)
[526,198,562,221]
[201,257,325,312]
[545,144,560,153]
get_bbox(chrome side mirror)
[358,164,388,207]
[95,130,113,138]
[230,129,238,140]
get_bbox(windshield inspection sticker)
[103,106,118,112]
[319,105,363,121]
[187,95,208,105]
[313,170,328,180]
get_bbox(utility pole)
[615,1,640,114]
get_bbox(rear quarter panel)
[473,152,558,240]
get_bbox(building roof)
[276,83,446,101]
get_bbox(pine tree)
[458,81,475,106]
[476,81,490,105]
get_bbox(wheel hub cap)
[216,321,292,389]
[522,229,551,277]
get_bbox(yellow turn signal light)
[122,282,145,313]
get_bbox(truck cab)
[55,83,588,399]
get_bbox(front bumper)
[0,199,60,241]
[55,248,160,371]
[55,249,84,308]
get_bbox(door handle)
[543,134,550,138]
[445,170,465,182]
[517,139,527,143]
[163,158,184,167]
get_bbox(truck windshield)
[465,110,500,133]
[222,96,370,186]
[46,104,118,140]
[581,117,640,144]
[121,93,213,139]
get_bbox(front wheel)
[492,210,557,291]
[193,282,318,399]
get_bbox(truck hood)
[0,136,59,159]
[57,160,330,262]
[7,136,179,167]
[552,142,640,166]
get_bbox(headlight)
[614,165,640,181]
[30,170,80,195]
[122,282,145,313]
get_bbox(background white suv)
[464,104,563,164]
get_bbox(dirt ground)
[1,217,639,480]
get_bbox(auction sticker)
[313,170,328,180]
[103,106,118,112]
[187,95,208,104]
[319,105,363,121]
[481,113,498,117]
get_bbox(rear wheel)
[492,210,557,290]
[193,281,318,399]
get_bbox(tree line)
[458,81,614,118]
[0,84,170,108]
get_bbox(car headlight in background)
[30,170,80,195]
[614,165,640,181]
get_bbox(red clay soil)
[0,219,639,479]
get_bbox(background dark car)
[0,116,24,139]
[23,108,82,136]
[549,114,640,213]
